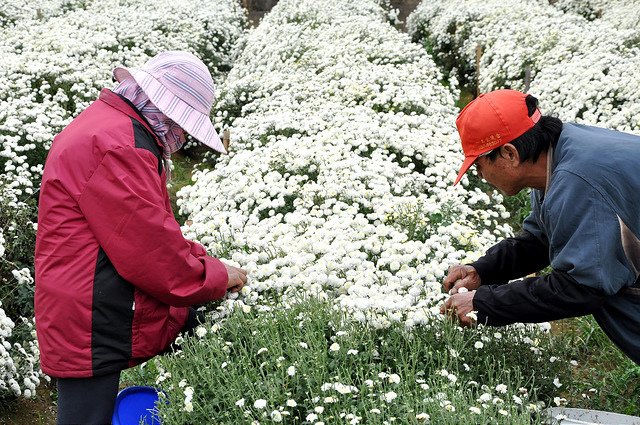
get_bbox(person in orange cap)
[441,89,640,365]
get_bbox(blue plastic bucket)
[112,386,163,425]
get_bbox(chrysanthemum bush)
[0,0,247,202]
[126,299,575,424]
[407,0,640,133]
[177,0,512,330]
[0,185,40,401]
[0,0,247,399]
[0,0,86,25]
[552,0,640,32]
[0,303,43,399]
[0,183,37,320]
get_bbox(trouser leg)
[56,370,121,425]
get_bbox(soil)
[0,381,57,425]
[390,0,421,31]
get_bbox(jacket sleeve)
[77,145,228,307]
[471,229,550,285]
[473,271,607,326]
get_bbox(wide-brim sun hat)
[453,89,541,185]
[113,51,227,154]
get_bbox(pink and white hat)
[113,51,227,154]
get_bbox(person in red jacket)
[35,51,247,424]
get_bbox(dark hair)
[485,94,563,163]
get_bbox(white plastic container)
[544,408,640,425]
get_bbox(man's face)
[473,148,523,196]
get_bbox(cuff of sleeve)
[204,257,229,300]
[473,285,497,326]
[469,258,492,284]
[473,285,519,327]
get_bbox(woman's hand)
[222,262,248,293]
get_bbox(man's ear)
[501,143,520,164]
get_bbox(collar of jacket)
[98,88,163,149]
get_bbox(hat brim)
[453,155,478,186]
[113,66,227,155]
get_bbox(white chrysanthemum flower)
[478,393,492,403]
[270,410,283,422]
[416,412,430,421]
[195,326,207,338]
[383,391,397,402]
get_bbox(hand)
[443,264,481,295]
[222,262,248,293]
[440,290,477,327]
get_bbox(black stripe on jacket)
[91,248,135,373]
[91,116,163,375]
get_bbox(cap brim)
[453,155,478,186]
[112,67,227,155]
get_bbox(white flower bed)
[0,0,86,25]
[178,0,511,328]
[0,303,42,398]
[553,0,640,33]
[0,0,246,198]
[0,0,247,399]
[530,51,640,133]
[407,0,640,133]
[408,0,590,91]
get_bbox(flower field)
[0,0,246,401]
[1,0,640,423]
[407,0,640,132]
[178,0,511,331]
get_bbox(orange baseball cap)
[453,89,541,185]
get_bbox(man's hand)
[440,290,477,327]
[443,264,481,294]
[222,262,248,293]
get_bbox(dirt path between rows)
[244,0,421,30]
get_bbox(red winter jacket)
[35,89,228,378]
